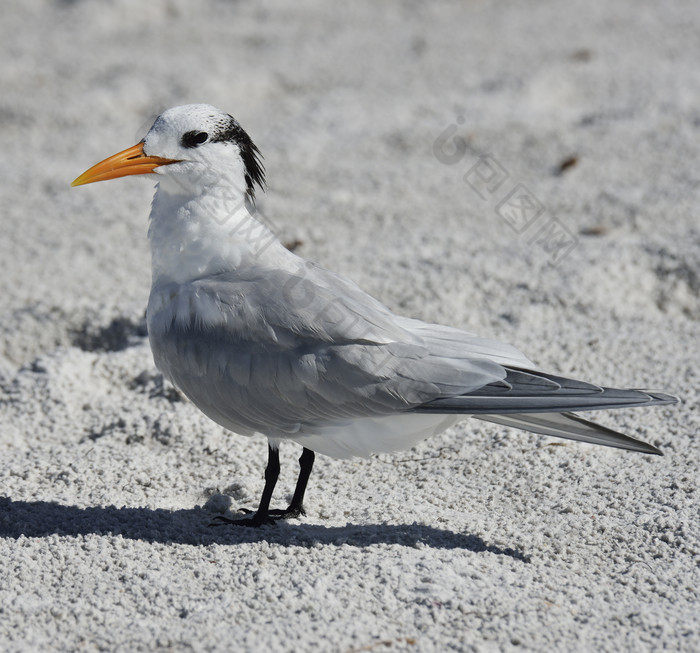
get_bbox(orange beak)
[71,142,181,187]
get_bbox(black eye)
[181,131,209,148]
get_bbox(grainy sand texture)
[1,1,698,651]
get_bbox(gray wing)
[148,262,511,436]
[413,367,677,454]
[149,261,677,454]
[414,367,678,414]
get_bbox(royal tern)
[72,104,678,526]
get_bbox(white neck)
[147,175,289,285]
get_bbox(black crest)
[211,116,266,204]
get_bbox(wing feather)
[148,264,508,438]
[147,262,677,457]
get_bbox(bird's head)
[72,104,265,203]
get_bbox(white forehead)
[148,104,230,137]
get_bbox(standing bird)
[72,104,677,526]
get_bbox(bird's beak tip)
[70,174,90,187]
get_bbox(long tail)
[474,412,662,454]
[413,367,678,454]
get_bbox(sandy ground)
[1,1,699,651]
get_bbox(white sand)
[1,1,698,651]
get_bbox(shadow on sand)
[0,497,530,562]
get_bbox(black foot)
[268,505,306,520]
[211,445,314,529]
[211,503,306,527]
[211,510,276,528]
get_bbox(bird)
[72,104,678,527]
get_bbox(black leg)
[269,447,315,518]
[255,444,281,519]
[214,445,280,527]
[289,447,315,515]
[213,445,315,527]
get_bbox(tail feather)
[475,412,663,455]
[412,367,678,455]
[414,367,678,414]
[415,387,677,414]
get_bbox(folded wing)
[148,262,677,454]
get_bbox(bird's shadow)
[0,497,529,562]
